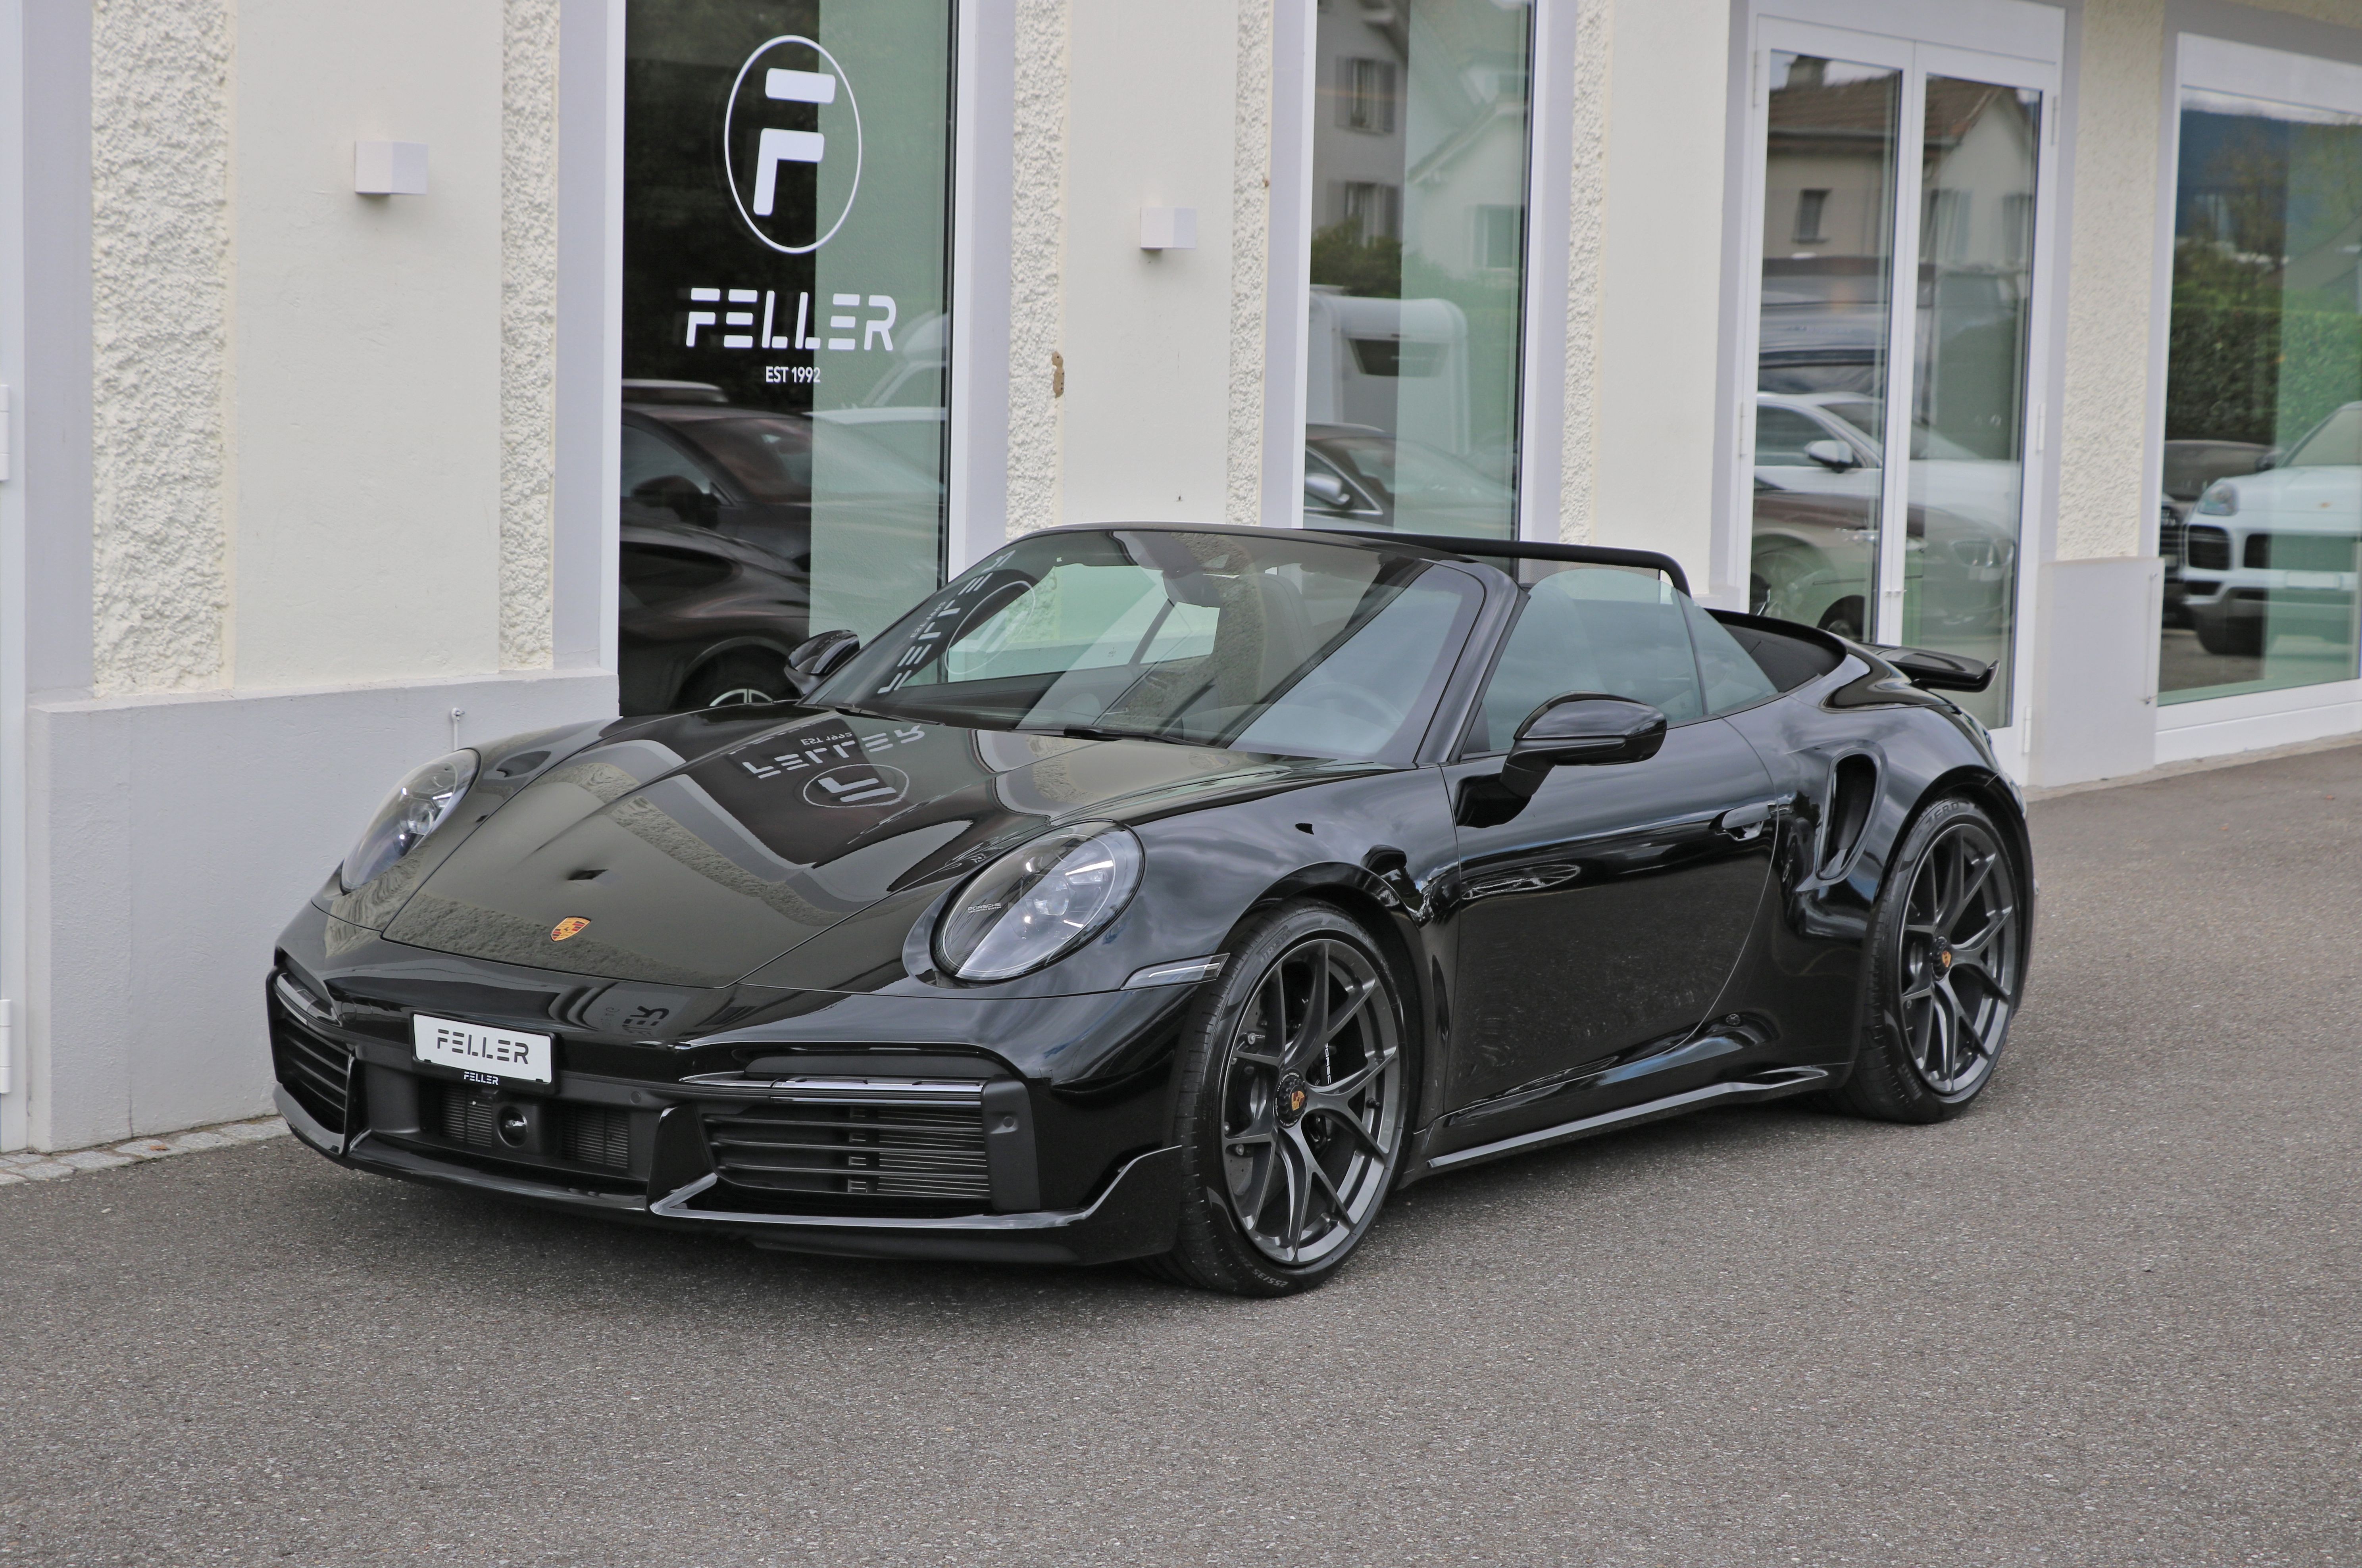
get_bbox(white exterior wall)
[6,0,612,1152]
[1584,0,1738,600]
[15,0,2362,1147]
[1051,1,1245,530]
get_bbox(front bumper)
[266,959,1187,1266]
[275,1079,1182,1266]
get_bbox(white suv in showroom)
[2180,403,2362,657]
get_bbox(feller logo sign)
[723,35,863,255]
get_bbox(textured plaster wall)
[501,0,560,670]
[1224,5,1275,527]
[1004,0,1071,537]
[90,0,235,697]
[228,0,505,689]
[1589,0,1731,588]
[2057,0,2168,563]
[1556,0,1614,546]
[1054,2,1241,528]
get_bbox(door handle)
[1716,802,1775,842]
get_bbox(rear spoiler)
[1876,645,1994,694]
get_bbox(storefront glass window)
[2158,88,2362,703]
[1302,0,1533,538]
[1750,55,1900,647]
[1750,51,2038,730]
[1901,79,2039,725]
[621,1,954,715]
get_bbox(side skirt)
[1408,1065,1830,1179]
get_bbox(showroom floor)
[2,744,2357,1567]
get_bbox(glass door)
[1743,24,2054,736]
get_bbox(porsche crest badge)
[550,917,591,942]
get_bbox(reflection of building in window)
[1923,186,1970,261]
[1338,181,1401,243]
[1339,57,1397,134]
[1476,204,1522,270]
[2001,192,2034,264]
[1793,188,1829,244]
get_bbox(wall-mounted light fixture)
[355,141,429,196]
[1139,207,1197,251]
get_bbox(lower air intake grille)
[2184,525,2231,571]
[270,1013,353,1134]
[424,1084,632,1171]
[704,1101,991,1205]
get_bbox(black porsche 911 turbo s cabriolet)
[269,523,2031,1296]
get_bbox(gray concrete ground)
[3,746,2358,1567]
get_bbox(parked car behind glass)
[2175,404,2362,657]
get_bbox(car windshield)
[2284,404,2362,467]
[814,529,1485,762]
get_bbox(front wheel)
[1146,902,1412,1296]
[1826,797,2026,1123]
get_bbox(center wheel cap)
[1276,1071,1309,1127]
[1937,947,1955,970]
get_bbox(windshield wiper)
[1020,723,1191,747]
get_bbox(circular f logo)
[723,36,863,255]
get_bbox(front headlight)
[933,822,1144,982]
[2198,482,2239,516]
[340,749,479,891]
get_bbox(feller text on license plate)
[412,1013,554,1085]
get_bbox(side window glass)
[1685,598,1781,715]
[1466,567,1706,754]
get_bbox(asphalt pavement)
[3,744,2358,1567]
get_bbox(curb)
[0,1116,290,1187]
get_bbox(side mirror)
[1304,470,1357,511]
[2255,448,2281,472]
[1499,695,1668,797]
[783,629,861,696]
[1803,438,1860,473]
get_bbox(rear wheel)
[678,649,789,710]
[1146,903,1411,1295]
[1827,797,2025,1123]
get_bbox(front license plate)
[412,1013,554,1085]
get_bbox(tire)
[1144,901,1413,1296]
[2192,613,2262,657]
[677,649,790,711]
[1818,596,1867,640]
[1825,797,2026,1124]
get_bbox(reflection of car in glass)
[619,388,942,713]
[1753,392,2022,536]
[619,518,809,715]
[2176,407,2362,657]
[2157,439,2272,627]
[1301,424,1515,534]
[1750,480,2014,641]
[272,524,2031,1298]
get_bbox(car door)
[1442,571,1781,1123]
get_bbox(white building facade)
[3,0,2359,1151]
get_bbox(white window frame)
[1729,2,2063,773]
[2147,33,2362,761]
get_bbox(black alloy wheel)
[1149,903,1410,1295]
[1829,796,2025,1122]
[679,650,790,711]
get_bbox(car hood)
[379,705,1321,989]
[2220,466,2362,526]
